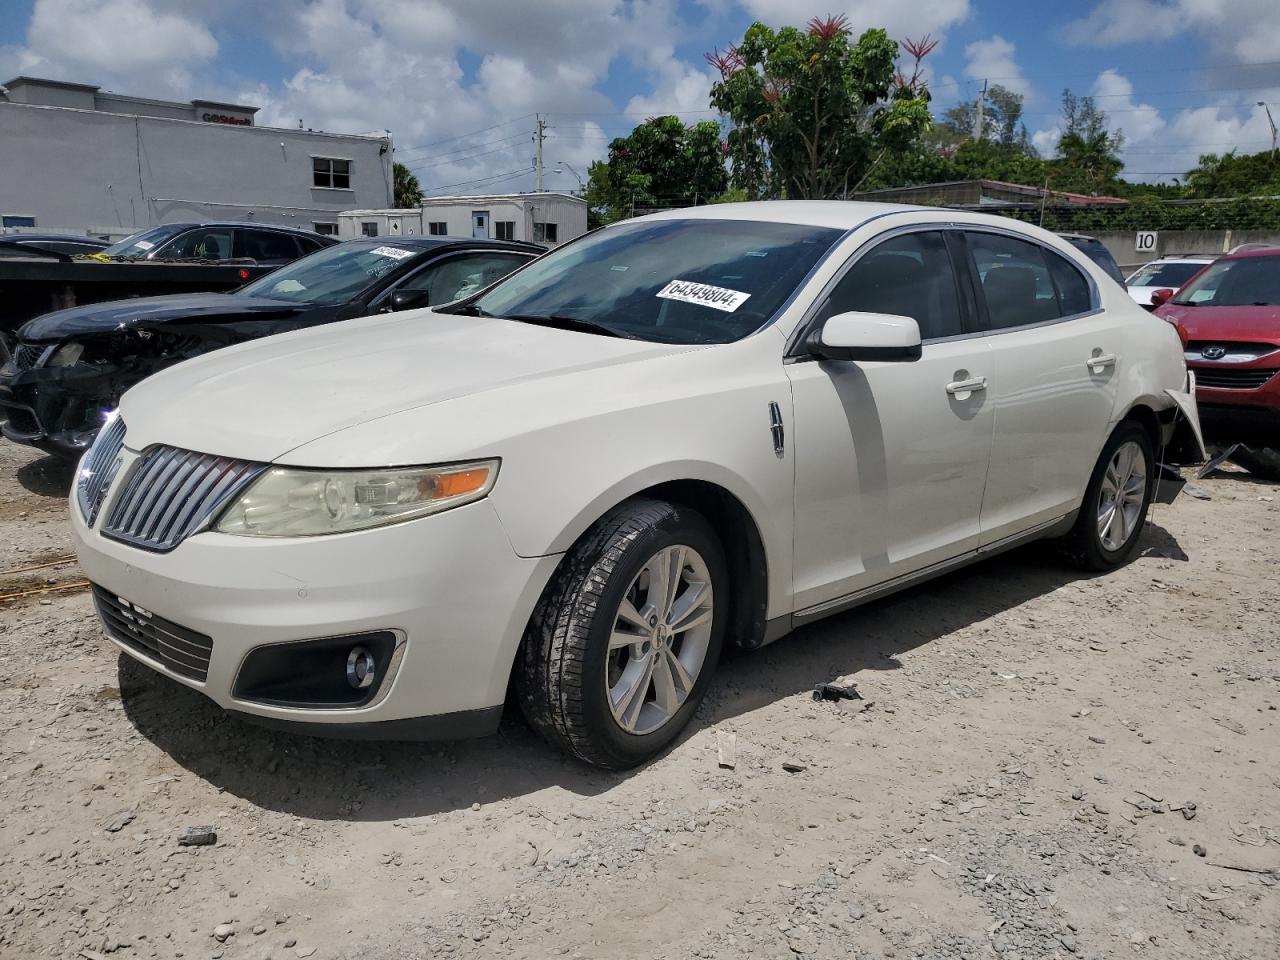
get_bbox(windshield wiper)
[446,303,494,317]
[502,313,634,338]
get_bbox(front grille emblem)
[1201,345,1227,360]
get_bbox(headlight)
[47,342,85,367]
[214,459,499,538]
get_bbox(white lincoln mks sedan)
[71,202,1203,768]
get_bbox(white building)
[338,192,587,247]
[0,76,393,238]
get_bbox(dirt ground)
[1,439,1276,960]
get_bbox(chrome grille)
[76,415,127,527]
[92,584,213,681]
[13,343,48,371]
[102,446,266,552]
[1194,367,1277,390]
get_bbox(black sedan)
[0,236,541,457]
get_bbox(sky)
[2,0,1279,196]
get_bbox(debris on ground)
[715,729,736,770]
[177,825,218,846]
[812,681,861,702]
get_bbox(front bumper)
[1190,362,1280,446]
[72,489,560,738]
[0,355,106,458]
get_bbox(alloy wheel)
[1097,440,1147,551]
[606,544,715,736]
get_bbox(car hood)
[1126,287,1157,307]
[1154,302,1280,344]
[19,294,303,341]
[120,310,693,463]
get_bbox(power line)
[405,141,525,172]
[424,165,535,193]
[398,130,529,163]
[395,114,535,156]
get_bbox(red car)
[1153,247,1280,480]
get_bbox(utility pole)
[974,79,987,141]
[1259,101,1278,158]
[533,115,547,192]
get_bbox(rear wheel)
[1228,445,1280,482]
[1063,423,1154,571]
[516,498,727,769]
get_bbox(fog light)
[346,646,376,689]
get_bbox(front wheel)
[516,498,727,769]
[1063,423,1154,571]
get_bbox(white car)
[1125,256,1215,308]
[70,202,1204,768]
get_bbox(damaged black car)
[0,236,541,457]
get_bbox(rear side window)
[1046,250,1093,316]
[969,233,1089,330]
[818,231,964,340]
[240,230,303,264]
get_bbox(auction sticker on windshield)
[657,279,751,313]
[370,246,415,261]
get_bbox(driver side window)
[818,231,964,340]
[398,252,530,305]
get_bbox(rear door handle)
[1087,353,1117,373]
[945,376,987,399]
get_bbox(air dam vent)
[92,585,213,682]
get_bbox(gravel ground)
[1,440,1277,960]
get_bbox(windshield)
[1172,256,1280,306]
[1127,261,1207,289]
[102,224,187,258]
[236,240,427,305]
[467,218,844,344]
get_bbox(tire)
[1228,445,1280,483]
[1063,422,1155,571]
[516,498,728,769]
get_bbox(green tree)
[584,115,728,223]
[1047,90,1124,195]
[394,162,423,208]
[706,16,934,199]
[1184,149,1280,198]
[935,84,1036,156]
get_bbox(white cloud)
[5,0,218,96]
[1065,0,1280,65]
[1029,67,1279,183]
[734,0,971,41]
[962,35,1029,98]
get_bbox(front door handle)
[946,376,988,400]
[1087,352,1117,373]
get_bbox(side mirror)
[808,311,922,362]
[389,288,430,311]
[1149,288,1174,307]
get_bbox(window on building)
[313,157,352,189]
[494,221,515,241]
[428,222,449,236]
[361,222,379,238]
[313,222,339,237]
[533,222,558,244]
